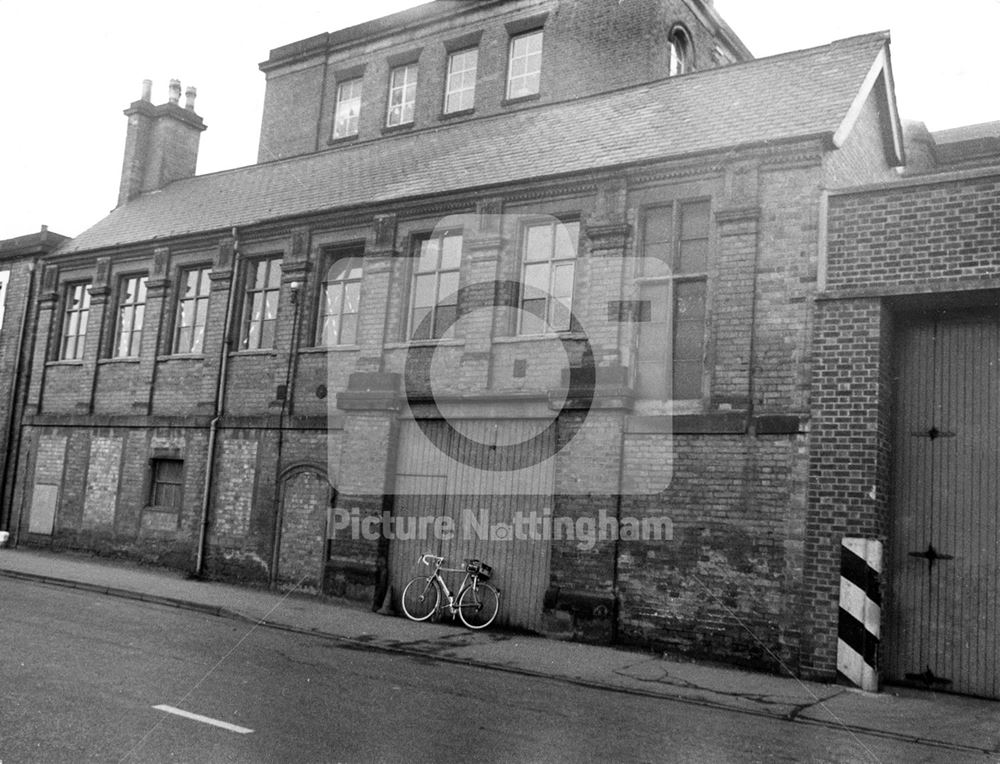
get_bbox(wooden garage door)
[389,419,554,631]
[888,312,1000,698]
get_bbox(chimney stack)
[117,79,207,207]
[184,86,197,111]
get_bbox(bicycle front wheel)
[401,576,440,621]
[457,582,500,629]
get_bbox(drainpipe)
[195,228,240,577]
[2,260,36,536]
[269,280,302,586]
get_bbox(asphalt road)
[0,578,985,763]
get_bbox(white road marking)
[153,705,254,734]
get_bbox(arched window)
[668,26,691,76]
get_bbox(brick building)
[9,0,961,685]
[817,121,1000,697]
[0,228,69,537]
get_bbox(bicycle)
[401,554,501,629]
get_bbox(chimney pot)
[141,79,153,101]
[168,79,181,104]
[184,86,197,111]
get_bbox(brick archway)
[276,464,331,589]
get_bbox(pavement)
[1,546,998,758]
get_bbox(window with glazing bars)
[636,200,710,400]
[174,266,211,354]
[506,29,543,99]
[240,258,282,350]
[386,63,417,126]
[518,220,578,335]
[114,275,147,358]
[60,282,91,361]
[317,254,363,346]
[444,48,478,113]
[333,78,362,139]
[409,230,462,340]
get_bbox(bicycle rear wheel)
[401,576,440,621]
[457,582,500,629]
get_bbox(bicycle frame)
[423,556,480,616]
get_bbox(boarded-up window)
[150,459,183,509]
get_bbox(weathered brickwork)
[618,434,808,670]
[81,437,123,529]
[34,435,68,485]
[277,468,330,589]
[215,439,259,537]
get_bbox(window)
[332,78,362,139]
[444,48,478,113]
[149,459,183,509]
[60,282,91,360]
[386,63,417,127]
[114,276,147,358]
[506,29,543,99]
[317,254,363,346]
[518,220,579,335]
[668,27,691,76]
[409,230,462,340]
[636,200,710,400]
[174,266,211,354]
[240,258,282,350]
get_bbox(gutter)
[195,228,240,577]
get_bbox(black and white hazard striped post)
[837,537,882,692]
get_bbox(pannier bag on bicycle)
[466,559,492,581]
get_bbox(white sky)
[1,0,997,241]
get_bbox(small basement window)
[149,459,183,509]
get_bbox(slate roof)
[58,32,889,255]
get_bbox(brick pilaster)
[78,257,113,414]
[355,214,397,374]
[460,197,505,391]
[137,246,171,414]
[25,264,59,415]
[200,237,235,411]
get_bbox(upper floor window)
[173,266,211,354]
[386,63,418,127]
[518,220,578,335]
[668,27,691,76]
[60,282,91,361]
[114,275,147,358]
[318,253,363,346]
[636,200,710,400]
[332,78,363,139]
[444,48,478,114]
[409,229,462,341]
[507,29,543,100]
[240,257,282,350]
